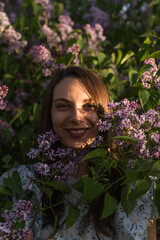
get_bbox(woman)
[37,66,157,239]
[0,66,157,239]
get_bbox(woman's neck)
[75,160,89,177]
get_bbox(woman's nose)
[69,108,84,122]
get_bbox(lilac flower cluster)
[0,5,27,57]
[58,15,78,42]
[34,0,54,20]
[42,24,61,49]
[83,6,110,31]
[0,200,32,240]
[97,99,160,166]
[27,130,88,181]
[67,43,80,64]
[141,58,160,90]
[29,44,55,76]
[0,84,8,110]
[84,23,106,54]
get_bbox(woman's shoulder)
[0,165,41,199]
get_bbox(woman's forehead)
[52,77,91,100]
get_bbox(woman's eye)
[83,103,95,110]
[56,104,70,109]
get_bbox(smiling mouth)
[66,128,89,138]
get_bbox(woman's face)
[51,77,99,148]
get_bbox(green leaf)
[73,178,84,192]
[18,125,34,140]
[32,2,43,16]
[3,171,23,194]
[132,177,152,199]
[2,154,12,169]
[15,220,25,229]
[154,183,160,215]
[54,2,64,16]
[138,49,150,62]
[134,161,153,176]
[121,186,136,216]
[120,51,134,65]
[1,128,13,142]
[81,148,107,162]
[66,203,80,229]
[128,69,138,86]
[148,89,160,109]
[84,177,104,201]
[44,181,71,192]
[149,51,160,59]
[144,37,151,45]
[65,53,74,66]
[139,89,160,111]
[112,136,138,145]
[116,49,123,65]
[138,89,150,110]
[0,185,12,197]
[8,63,19,75]
[98,52,106,66]
[150,160,160,177]
[43,186,54,200]
[33,103,38,117]
[137,64,152,80]
[101,192,117,219]
[67,38,77,48]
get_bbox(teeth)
[69,129,86,134]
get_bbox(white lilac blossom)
[96,99,160,168]
[27,130,89,181]
[0,200,32,240]
[141,58,160,90]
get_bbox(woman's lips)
[65,128,89,138]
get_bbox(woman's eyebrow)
[52,98,70,103]
[52,98,93,103]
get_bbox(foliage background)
[0,0,160,235]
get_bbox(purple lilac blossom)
[0,16,27,57]
[67,43,80,64]
[42,24,61,49]
[0,84,8,110]
[0,200,32,240]
[141,58,160,90]
[84,23,106,54]
[29,45,55,76]
[27,130,89,181]
[34,0,54,20]
[83,6,109,31]
[97,98,160,161]
[58,15,78,41]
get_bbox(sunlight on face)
[51,77,99,149]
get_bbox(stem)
[104,175,125,192]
